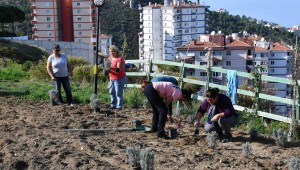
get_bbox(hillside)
[0,40,48,63]
[0,0,296,59]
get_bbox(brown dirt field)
[0,96,300,170]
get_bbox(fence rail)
[125,59,300,124]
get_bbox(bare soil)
[0,96,299,170]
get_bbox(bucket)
[133,120,142,128]
[169,128,177,139]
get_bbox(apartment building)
[30,0,111,52]
[139,0,207,62]
[177,33,293,114]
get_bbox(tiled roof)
[145,3,203,8]
[100,34,112,38]
[254,46,268,52]
[226,40,252,47]
[177,40,223,51]
[272,43,292,51]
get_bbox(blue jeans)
[55,76,72,104]
[109,77,126,109]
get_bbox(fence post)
[177,63,186,109]
[147,59,153,81]
[206,62,212,91]
[296,80,300,121]
[254,74,262,116]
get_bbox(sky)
[193,0,300,28]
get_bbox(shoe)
[157,133,170,140]
[145,128,157,133]
[221,137,232,143]
[68,103,75,107]
[116,108,122,111]
[109,106,116,109]
[57,102,63,105]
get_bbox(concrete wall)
[11,40,95,64]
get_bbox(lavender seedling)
[89,94,101,111]
[289,157,300,170]
[49,89,58,105]
[126,146,141,169]
[242,142,251,157]
[187,112,197,124]
[272,128,288,147]
[140,148,154,170]
[249,128,259,140]
[174,107,182,117]
[143,98,150,109]
[207,131,218,150]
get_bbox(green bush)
[73,65,108,83]
[124,88,144,107]
[0,61,28,81]
[183,76,202,93]
[29,57,49,81]
[68,56,90,71]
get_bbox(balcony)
[31,20,37,24]
[30,5,36,10]
[32,35,38,39]
[30,0,35,2]
[91,12,96,17]
[31,13,36,17]
[32,27,37,31]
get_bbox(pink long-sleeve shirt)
[152,82,182,106]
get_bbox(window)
[270,61,275,65]
[213,72,221,77]
[78,24,81,28]
[46,10,50,14]
[178,30,182,33]
[271,53,274,57]
[77,9,81,14]
[287,52,291,56]
[254,54,256,58]
[200,62,207,65]
[270,68,275,73]
[246,60,253,65]
[45,2,50,6]
[185,29,189,33]
[78,17,81,21]
[47,25,51,28]
[226,51,231,55]
[200,72,207,76]
[77,2,80,6]
[46,17,50,21]
[226,61,231,66]
[48,32,51,36]
[213,61,219,66]
[200,51,207,56]
[247,49,252,55]
[78,39,82,42]
[78,32,82,35]
[213,51,221,56]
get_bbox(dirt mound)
[0,97,299,169]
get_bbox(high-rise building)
[138,0,207,62]
[30,0,109,46]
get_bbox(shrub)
[0,61,28,81]
[68,56,90,71]
[73,65,107,83]
[126,146,141,168]
[29,57,49,81]
[242,142,251,157]
[140,148,154,170]
[183,76,202,93]
[207,131,218,150]
[124,88,144,108]
[289,157,300,170]
[272,128,288,147]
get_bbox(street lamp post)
[93,0,105,95]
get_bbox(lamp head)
[93,0,104,7]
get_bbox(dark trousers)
[205,116,238,138]
[55,76,72,104]
[143,84,168,136]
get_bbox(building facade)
[139,0,207,63]
[30,0,111,54]
[177,33,293,114]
